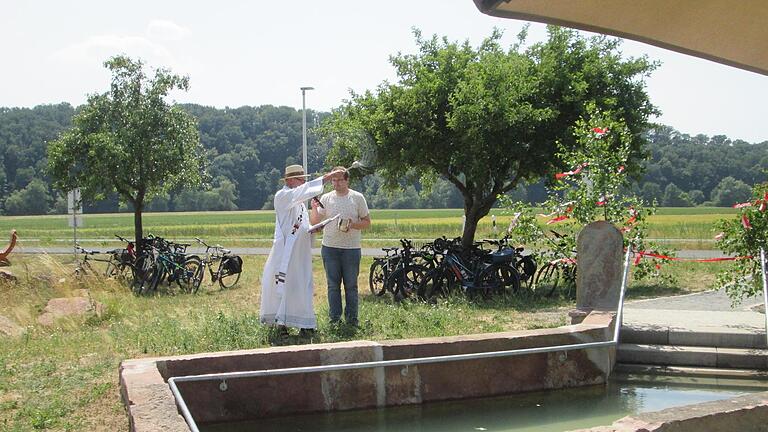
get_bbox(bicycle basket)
[223,255,243,274]
[490,248,515,263]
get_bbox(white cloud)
[51,34,176,68]
[146,19,189,41]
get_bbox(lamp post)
[300,86,314,175]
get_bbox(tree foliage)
[320,27,658,247]
[47,56,206,244]
[715,183,768,302]
[502,107,674,283]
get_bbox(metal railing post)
[760,248,768,349]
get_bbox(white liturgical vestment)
[260,177,323,328]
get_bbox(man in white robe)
[260,165,343,336]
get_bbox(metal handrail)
[761,248,768,348]
[168,246,634,432]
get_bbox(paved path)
[626,289,761,312]
[623,290,767,344]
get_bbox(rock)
[0,314,24,337]
[37,296,106,326]
[0,269,16,281]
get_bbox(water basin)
[200,374,767,431]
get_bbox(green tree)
[715,182,768,302]
[662,183,692,207]
[47,56,206,245]
[321,27,657,248]
[640,182,662,204]
[711,176,753,206]
[687,189,705,206]
[3,178,51,215]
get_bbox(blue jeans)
[321,246,361,325]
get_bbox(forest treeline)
[0,103,766,215]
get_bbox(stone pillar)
[569,221,623,324]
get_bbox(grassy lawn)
[0,248,727,431]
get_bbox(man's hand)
[322,169,346,182]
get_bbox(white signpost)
[68,188,82,261]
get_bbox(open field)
[0,246,736,431]
[0,207,738,250]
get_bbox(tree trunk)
[461,195,497,250]
[461,213,480,250]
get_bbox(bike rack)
[168,247,634,432]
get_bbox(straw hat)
[283,164,310,180]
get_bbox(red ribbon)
[741,214,752,229]
[546,215,570,225]
[592,127,608,136]
[555,163,588,180]
[634,250,753,264]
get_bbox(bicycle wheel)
[534,262,562,298]
[495,262,521,296]
[417,266,456,301]
[134,255,158,295]
[217,257,242,289]
[177,256,203,293]
[515,255,537,291]
[192,262,206,294]
[561,265,577,300]
[475,265,504,299]
[368,260,387,296]
[105,260,119,278]
[387,264,424,300]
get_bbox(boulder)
[37,296,106,326]
[0,314,24,337]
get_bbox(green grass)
[0,207,740,250]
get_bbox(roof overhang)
[473,0,768,76]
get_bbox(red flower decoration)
[592,127,608,135]
[741,214,752,230]
[546,215,570,225]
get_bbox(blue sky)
[3,0,768,143]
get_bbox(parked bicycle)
[132,235,201,295]
[533,230,577,298]
[193,237,243,292]
[74,245,112,277]
[368,246,401,296]
[385,239,427,300]
[417,237,504,300]
[104,234,137,282]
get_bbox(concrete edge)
[575,391,768,431]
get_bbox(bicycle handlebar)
[114,234,132,243]
[75,245,101,255]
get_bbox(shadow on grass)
[626,283,688,300]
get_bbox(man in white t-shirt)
[310,166,370,326]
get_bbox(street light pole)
[300,86,314,175]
